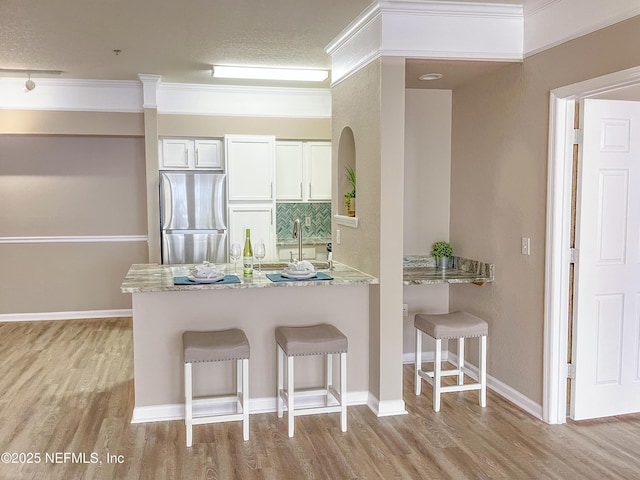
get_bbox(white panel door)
[572,99,640,420]
[228,205,275,262]
[275,141,303,201]
[226,135,274,201]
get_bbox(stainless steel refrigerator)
[160,171,227,264]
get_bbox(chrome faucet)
[292,218,303,262]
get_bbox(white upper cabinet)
[276,141,304,201]
[160,138,222,170]
[194,139,222,169]
[226,135,275,202]
[306,142,331,201]
[275,140,331,202]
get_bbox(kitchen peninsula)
[121,262,377,423]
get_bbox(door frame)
[543,66,640,424]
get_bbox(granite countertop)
[121,261,378,293]
[403,255,494,285]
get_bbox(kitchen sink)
[257,261,330,271]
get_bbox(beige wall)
[0,110,144,136]
[403,89,452,355]
[158,114,331,140]
[331,57,406,410]
[0,135,148,314]
[449,15,640,403]
[332,59,383,401]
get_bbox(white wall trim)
[157,83,331,118]
[524,0,640,57]
[0,235,148,244]
[0,78,143,113]
[138,74,161,109]
[367,395,408,417]
[131,391,369,424]
[544,65,640,425]
[448,353,543,420]
[0,309,132,323]
[326,0,523,86]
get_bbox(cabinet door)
[161,139,192,169]
[306,142,331,200]
[194,139,222,169]
[228,206,275,262]
[226,135,275,201]
[275,141,303,201]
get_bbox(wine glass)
[254,242,266,275]
[230,243,241,274]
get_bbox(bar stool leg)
[185,362,193,447]
[340,352,347,432]
[480,335,487,407]
[415,329,422,395]
[434,338,442,412]
[242,358,249,441]
[325,354,333,406]
[287,355,295,437]
[457,337,465,385]
[277,345,283,418]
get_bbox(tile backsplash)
[276,203,332,240]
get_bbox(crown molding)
[524,0,640,57]
[0,78,143,112]
[157,83,331,118]
[326,0,523,86]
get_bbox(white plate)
[282,271,317,279]
[283,268,315,276]
[188,274,225,283]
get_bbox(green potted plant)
[432,241,453,269]
[344,165,356,217]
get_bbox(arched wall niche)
[338,126,356,215]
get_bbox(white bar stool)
[183,328,250,447]
[414,311,488,412]
[275,324,348,437]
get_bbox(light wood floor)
[1,318,640,479]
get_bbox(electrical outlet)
[402,304,408,317]
[305,216,311,227]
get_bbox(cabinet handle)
[300,182,303,198]
[271,181,274,199]
[271,209,274,225]
[309,182,312,197]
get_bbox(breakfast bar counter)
[122,261,377,293]
[403,255,495,285]
[121,262,377,424]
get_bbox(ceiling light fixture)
[25,73,36,91]
[212,65,329,82]
[418,73,444,81]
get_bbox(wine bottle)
[243,228,253,277]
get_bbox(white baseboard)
[131,391,369,424]
[403,350,542,419]
[403,350,450,364]
[0,309,132,323]
[447,352,543,420]
[366,394,408,417]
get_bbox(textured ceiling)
[0,0,546,89]
[0,0,371,86]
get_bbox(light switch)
[521,237,531,255]
[336,229,341,245]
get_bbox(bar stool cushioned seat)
[414,312,488,412]
[275,324,348,437]
[183,328,250,446]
